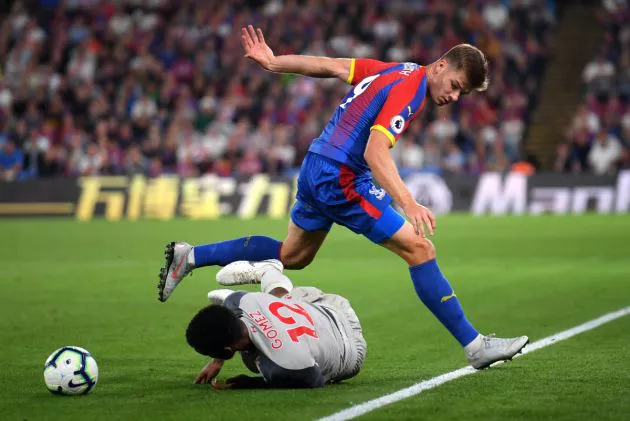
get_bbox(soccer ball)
[43,346,99,395]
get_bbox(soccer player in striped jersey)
[159,26,528,370]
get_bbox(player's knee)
[410,237,436,261]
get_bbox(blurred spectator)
[427,107,458,144]
[0,139,23,181]
[236,149,263,177]
[554,142,573,173]
[483,0,509,32]
[617,147,630,170]
[487,138,510,173]
[421,137,442,172]
[0,0,556,181]
[268,125,296,175]
[569,131,592,173]
[396,136,424,170]
[468,139,488,175]
[441,138,465,173]
[124,145,149,175]
[582,53,616,84]
[565,0,630,174]
[588,129,622,175]
[38,145,65,177]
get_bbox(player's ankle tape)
[261,271,294,294]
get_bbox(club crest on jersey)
[369,184,386,200]
[390,115,405,134]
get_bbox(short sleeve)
[348,58,399,85]
[257,354,325,389]
[224,291,247,315]
[370,75,427,147]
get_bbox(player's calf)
[280,249,316,269]
[278,220,328,269]
[383,223,479,348]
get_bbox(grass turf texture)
[1,215,628,421]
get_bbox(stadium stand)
[557,0,630,174]
[0,0,556,181]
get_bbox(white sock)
[261,268,293,295]
[186,249,196,267]
[464,334,483,355]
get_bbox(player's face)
[214,327,253,359]
[430,60,469,106]
[213,347,237,360]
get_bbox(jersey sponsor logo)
[369,184,386,200]
[390,115,405,134]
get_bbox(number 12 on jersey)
[268,302,319,343]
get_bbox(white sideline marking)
[317,307,630,421]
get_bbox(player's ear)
[219,347,235,359]
[436,59,448,73]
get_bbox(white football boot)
[216,260,284,286]
[465,334,529,369]
[158,241,194,302]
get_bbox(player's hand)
[211,374,257,390]
[402,202,436,237]
[194,359,224,384]
[241,25,275,71]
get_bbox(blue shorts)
[290,153,405,244]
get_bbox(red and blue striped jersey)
[308,58,428,174]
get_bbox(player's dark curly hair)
[186,305,244,359]
[442,44,489,92]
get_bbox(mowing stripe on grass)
[317,306,630,421]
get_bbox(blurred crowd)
[556,0,630,175]
[0,0,555,182]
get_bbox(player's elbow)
[363,149,373,166]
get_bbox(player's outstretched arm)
[241,25,351,82]
[194,359,224,384]
[364,131,436,237]
[212,374,269,389]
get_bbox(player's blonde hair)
[441,44,489,92]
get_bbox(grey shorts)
[289,287,367,381]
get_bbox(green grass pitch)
[1,215,629,420]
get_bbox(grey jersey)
[225,291,353,387]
